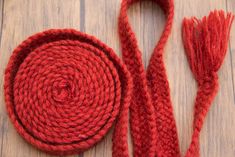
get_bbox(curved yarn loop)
[118,0,180,157]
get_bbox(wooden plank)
[226,0,235,155]
[140,1,165,68]
[173,0,213,156]
[0,0,3,37]
[227,1,235,103]
[82,1,122,157]
[0,1,4,157]
[0,0,81,157]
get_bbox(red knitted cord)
[118,0,180,157]
[4,29,133,155]
[182,11,234,157]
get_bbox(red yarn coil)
[118,0,233,157]
[4,29,132,155]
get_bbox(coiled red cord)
[4,29,133,155]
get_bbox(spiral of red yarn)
[4,29,132,155]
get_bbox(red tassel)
[182,11,234,157]
[183,10,234,82]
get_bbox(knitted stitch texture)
[118,0,180,157]
[4,29,133,155]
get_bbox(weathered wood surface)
[0,0,234,156]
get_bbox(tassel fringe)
[182,10,234,82]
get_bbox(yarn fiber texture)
[4,29,132,155]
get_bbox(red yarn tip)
[182,10,234,81]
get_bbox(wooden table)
[0,0,234,157]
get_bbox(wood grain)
[0,0,234,157]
